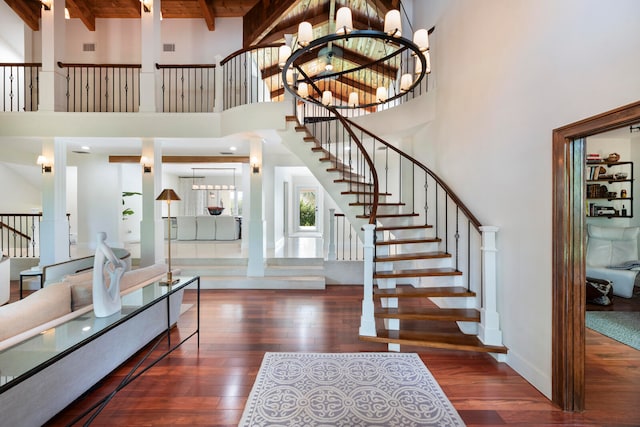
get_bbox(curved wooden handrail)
[219,43,282,67]
[57,62,141,69]
[328,108,380,225]
[155,63,216,69]
[344,117,482,230]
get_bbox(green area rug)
[239,352,466,427]
[586,311,640,350]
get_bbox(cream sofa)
[176,215,240,241]
[0,262,167,351]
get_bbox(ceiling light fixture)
[281,0,431,110]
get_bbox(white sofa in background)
[175,215,240,241]
[586,224,639,298]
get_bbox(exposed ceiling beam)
[109,156,250,163]
[197,0,216,31]
[66,0,96,31]
[366,0,400,15]
[243,0,298,47]
[4,0,40,31]
[259,2,329,45]
[123,0,142,18]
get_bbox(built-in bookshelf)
[586,160,633,218]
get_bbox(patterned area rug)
[586,311,640,350]
[238,352,466,427]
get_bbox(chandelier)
[280,0,430,110]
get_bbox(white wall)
[0,1,26,61]
[413,0,640,397]
[0,163,40,212]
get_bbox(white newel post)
[478,226,504,358]
[327,209,336,260]
[359,224,376,336]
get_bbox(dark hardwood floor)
[7,281,640,426]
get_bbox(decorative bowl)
[614,172,628,180]
[207,207,224,215]
[607,153,620,163]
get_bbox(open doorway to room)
[295,186,320,233]
[552,100,640,411]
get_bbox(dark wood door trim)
[552,100,640,411]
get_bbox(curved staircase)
[282,109,507,356]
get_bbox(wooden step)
[376,237,440,245]
[374,307,480,322]
[357,212,418,219]
[374,267,462,279]
[304,136,316,142]
[334,178,373,186]
[286,115,298,123]
[374,285,476,299]
[342,191,392,196]
[360,329,508,354]
[351,201,405,207]
[375,251,451,262]
[376,224,433,231]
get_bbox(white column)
[38,0,66,112]
[40,138,69,266]
[478,226,505,359]
[139,0,160,112]
[327,208,336,260]
[140,139,164,266]
[359,224,376,336]
[247,138,265,276]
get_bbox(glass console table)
[0,275,200,425]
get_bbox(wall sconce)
[141,0,151,13]
[251,157,260,174]
[140,156,152,173]
[37,155,52,173]
[41,0,52,11]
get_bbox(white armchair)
[586,224,639,298]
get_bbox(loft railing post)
[328,208,336,260]
[478,225,504,359]
[360,223,376,337]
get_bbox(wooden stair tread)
[375,267,462,278]
[374,307,480,322]
[375,251,451,262]
[334,179,373,186]
[360,329,508,354]
[351,201,405,206]
[376,224,433,231]
[374,286,475,298]
[341,191,392,196]
[376,237,440,245]
[358,213,418,219]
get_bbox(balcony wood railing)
[0,63,40,112]
[156,63,216,112]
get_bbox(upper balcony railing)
[1,43,430,114]
[0,63,40,112]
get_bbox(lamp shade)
[156,188,181,201]
[278,45,291,68]
[413,29,429,52]
[348,91,359,107]
[376,86,388,103]
[298,21,313,47]
[400,73,413,92]
[384,9,402,37]
[322,90,333,106]
[298,82,309,98]
[286,69,295,85]
[335,7,353,35]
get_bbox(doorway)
[552,100,640,411]
[295,185,321,233]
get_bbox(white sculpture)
[92,232,126,317]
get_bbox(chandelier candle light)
[281,0,431,110]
